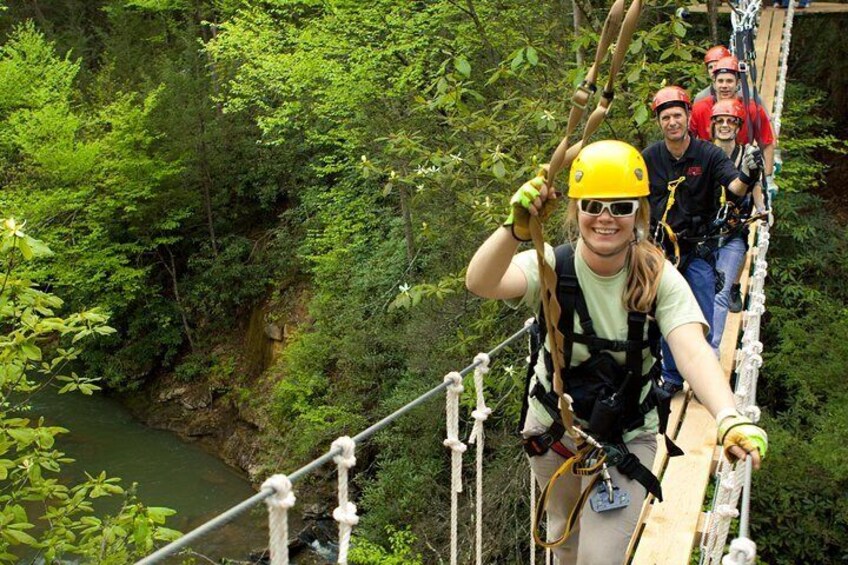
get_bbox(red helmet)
[651,86,691,115]
[711,99,746,122]
[704,45,732,65]
[711,55,741,77]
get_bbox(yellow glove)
[717,413,768,463]
[504,171,557,241]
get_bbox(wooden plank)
[758,9,785,112]
[625,392,691,560]
[753,9,773,86]
[630,402,717,565]
[688,2,848,14]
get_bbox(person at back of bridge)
[465,140,767,565]
[694,45,769,109]
[689,55,777,194]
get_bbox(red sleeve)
[689,100,713,141]
[756,105,775,145]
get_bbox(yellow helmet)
[568,140,649,199]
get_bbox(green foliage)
[746,84,848,563]
[0,219,179,562]
[349,526,423,565]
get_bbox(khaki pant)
[528,433,657,565]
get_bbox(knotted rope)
[263,474,297,565]
[443,371,466,565]
[530,0,643,438]
[467,353,492,565]
[331,436,358,564]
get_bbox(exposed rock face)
[122,288,312,484]
[124,372,265,481]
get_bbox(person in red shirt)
[693,45,732,103]
[689,56,775,184]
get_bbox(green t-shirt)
[509,241,707,442]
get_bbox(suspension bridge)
[136,1,815,563]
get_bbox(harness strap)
[617,452,663,501]
[533,445,600,549]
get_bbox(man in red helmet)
[694,45,732,103]
[708,99,766,352]
[642,86,760,393]
[695,46,768,107]
[689,56,776,190]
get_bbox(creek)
[29,388,271,563]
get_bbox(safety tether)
[529,0,644,439]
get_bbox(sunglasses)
[578,199,640,217]
[712,117,740,125]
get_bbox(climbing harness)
[652,175,687,266]
[524,244,676,549]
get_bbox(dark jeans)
[661,255,716,386]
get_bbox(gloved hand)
[504,171,557,241]
[717,412,768,467]
[739,146,762,184]
[765,174,778,203]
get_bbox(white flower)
[541,110,556,122]
[449,153,464,163]
[399,283,410,293]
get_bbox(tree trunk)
[573,0,585,66]
[160,247,196,352]
[708,0,720,45]
[196,114,219,257]
[398,185,415,263]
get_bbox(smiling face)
[712,115,740,142]
[713,72,739,100]
[577,199,637,259]
[657,105,689,143]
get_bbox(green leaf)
[21,343,41,361]
[492,160,506,179]
[633,105,649,126]
[526,46,539,66]
[3,527,38,546]
[673,21,687,38]
[454,56,471,78]
[17,237,33,260]
[510,48,525,71]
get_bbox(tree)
[0,218,180,563]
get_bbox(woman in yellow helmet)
[466,140,766,564]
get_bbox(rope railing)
[699,1,794,558]
[135,324,531,565]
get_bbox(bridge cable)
[135,325,531,564]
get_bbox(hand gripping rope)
[263,474,297,565]
[331,436,359,564]
[443,371,466,565]
[529,0,644,441]
[467,353,492,565]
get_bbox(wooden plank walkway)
[688,2,848,15]
[627,8,787,563]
